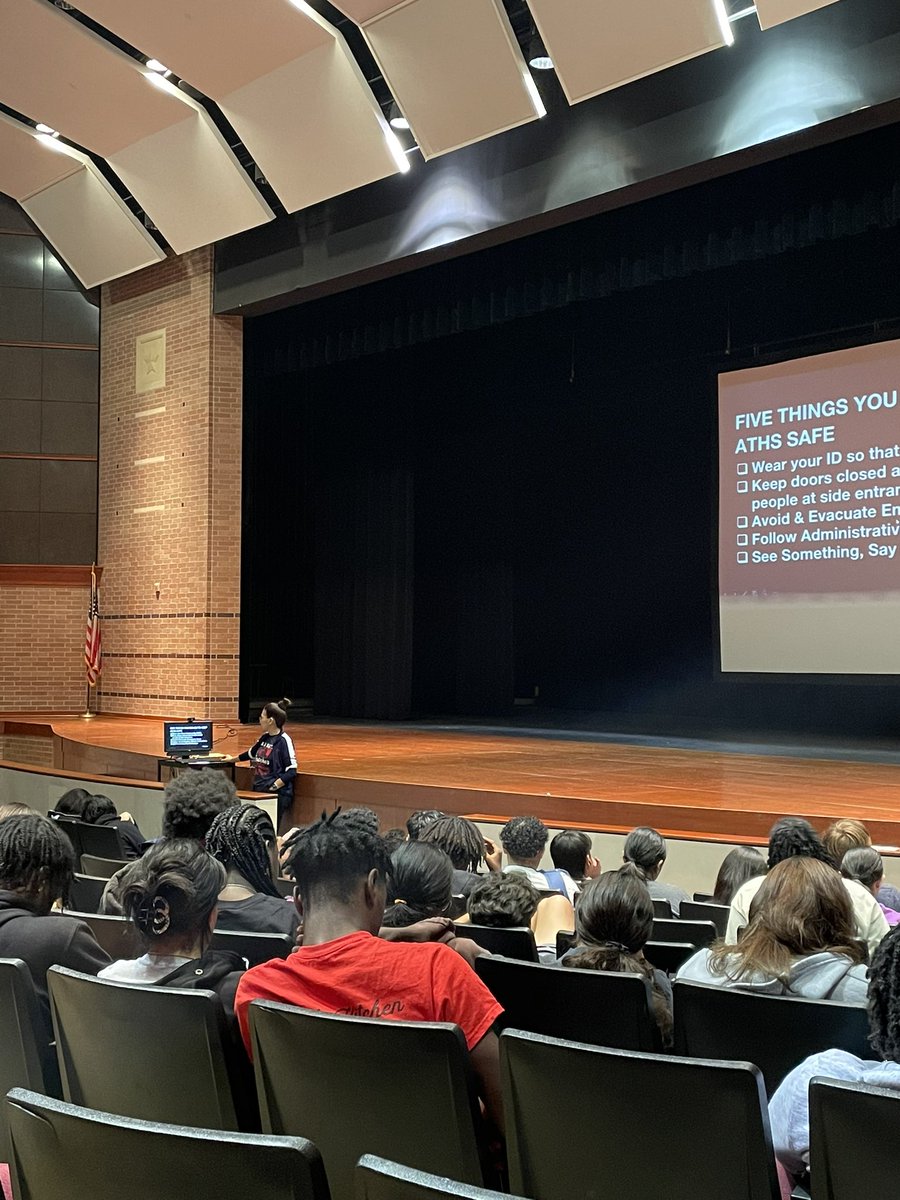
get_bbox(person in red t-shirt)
[234,808,504,1133]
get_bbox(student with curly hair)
[677,857,869,1000]
[206,804,298,937]
[234,808,504,1135]
[500,815,578,903]
[406,810,445,840]
[769,923,900,1179]
[465,872,575,964]
[724,816,888,955]
[562,866,673,1048]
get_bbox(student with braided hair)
[0,813,109,1075]
[420,814,498,896]
[769,923,900,1180]
[206,804,298,937]
[234,808,505,1135]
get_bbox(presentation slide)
[719,339,900,673]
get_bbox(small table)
[156,756,237,785]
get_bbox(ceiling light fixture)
[388,102,410,131]
[527,36,553,71]
[145,59,172,76]
[35,123,59,137]
[712,0,736,45]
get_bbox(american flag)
[84,565,102,687]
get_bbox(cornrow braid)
[0,813,74,909]
[285,808,392,903]
[867,925,900,1062]
[206,805,279,897]
[420,815,485,872]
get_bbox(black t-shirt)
[216,893,298,938]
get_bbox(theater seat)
[673,980,873,1096]
[679,899,729,937]
[67,874,107,914]
[251,1003,486,1200]
[356,1155,524,1200]
[0,960,55,1162]
[809,1077,900,1200]
[48,966,246,1131]
[501,1029,780,1200]
[474,956,660,1050]
[6,1088,328,1200]
[211,929,294,967]
[80,854,129,879]
[452,924,538,961]
[651,917,717,947]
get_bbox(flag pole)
[81,563,99,720]
[81,681,94,721]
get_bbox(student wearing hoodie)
[676,856,869,1003]
[769,923,900,1180]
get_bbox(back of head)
[840,846,884,891]
[162,768,238,840]
[499,815,548,863]
[767,816,834,869]
[206,804,279,897]
[568,867,653,971]
[712,846,768,906]
[550,830,592,878]
[0,801,30,822]
[53,787,91,817]
[467,872,540,927]
[380,828,408,856]
[81,794,118,825]
[622,826,666,876]
[0,812,74,911]
[284,808,392,907]
[121,839,225,946]
[384,841,453,927]
[709,856,863,981]
[406,809,444,840]
[867,926,900,1061]
[420,815,485,872]
[824,819,871,866]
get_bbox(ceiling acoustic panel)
[527,0,732,107]
[0,113,165,288]
[74,0,408,215]
[754,0,842,30]
[333,0,545,160]
[0,0,273,253]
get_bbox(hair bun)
[279,696,292,710]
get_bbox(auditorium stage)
[3,712,900,848]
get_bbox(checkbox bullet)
[737,516,748,528]
[737,481,748,493]
[737,463,748,476]
[737,534,748,546]
[737,552,748,564]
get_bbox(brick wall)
[0,585,87,711]
[0,732,55,767]
[98,247,242,719]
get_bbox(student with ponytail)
[561,864,674,1047]
[383,841,454,928]
[235,698,297,826]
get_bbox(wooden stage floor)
[4,712,900,847]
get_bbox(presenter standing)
[234,698,298,830]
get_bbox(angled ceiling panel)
[0,112,165,288]
[754,0,841,30]
[0,0,273,254]
[75,0,406,215]
[527,0,730,107]
[332,0,544,160]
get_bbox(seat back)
[809,1077,900,1199]
[0,961,50,1162]
[475,956,659,1050]
[453,924,538,961]
[48,966,240,1130]
[652,897,673,919]
[6,1088,328,1200]
[680,900,729,937]
[643,941,696,975]
[555,929,575,957]
[48,812,84,860]
[211,929,294,967]
[501,1029,779,1200]
[78,822,126,859]
[673,980,873,1096]
[356,1155,522,1200]
[80,854,129,879]
[63,912,142,960]
[251,1002,484,1200]
[651,917,716,947]
[67,874,107,914]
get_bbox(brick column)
[98,247,241,719]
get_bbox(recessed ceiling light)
[527,36,553,71]
[145,59,171,75]
[388,102,410,131]
[35,123,59,137]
